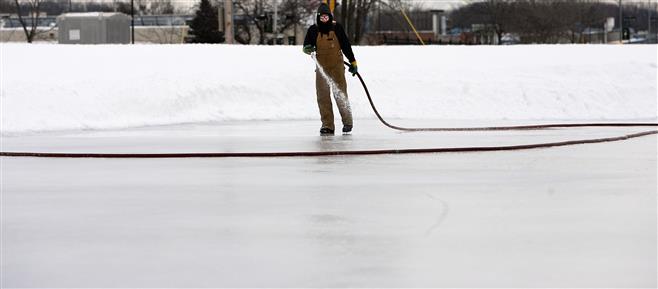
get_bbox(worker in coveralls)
[303,2,358,135]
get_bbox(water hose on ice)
[0,129,655,158]
[0,61,656,158]
[341,61,658,131]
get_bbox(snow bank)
[1,44,656,134]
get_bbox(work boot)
[320,127,334,135]
[342,125,352,134]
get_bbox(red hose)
[345,61,658,132]
[1,65,656,158]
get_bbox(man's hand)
[348,61,358,76]
[303,45,316,55]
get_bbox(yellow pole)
[400,8,425,45]
[329,0,335,13]
[322,0,335,13]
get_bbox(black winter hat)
[317,3,332,16]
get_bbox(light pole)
[619,0,623,43]
[273,0,277,45]
[131,0,134,44]
[224,0,233,44]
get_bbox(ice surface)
[0,119,657,154]
[1,121,656,287]
[2,42,656,287]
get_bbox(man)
[303,3,358,136]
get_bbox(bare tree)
[374,1,415,33]
[483,0,514,44]
[13,0,44,43]
[339,0,378,43]
[150,0,176,14]
[559,0,607,43]
[451,0,616,44]
[354,0,378,43]
[115,1,132,14]
[234,0,268,44]
[234,24,252,44]
[276,0,315,40]
[450,1,488,29]
[370,0,426,43]
[233,0,315,44]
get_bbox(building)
[57,12,130,44]
[364,10,452,45]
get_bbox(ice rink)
[1,120,656,287]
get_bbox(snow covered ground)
[1,44,656,135]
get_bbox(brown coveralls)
[315,30,352,131]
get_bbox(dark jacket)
[303,23,356,63]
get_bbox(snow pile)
[1,44,656,134]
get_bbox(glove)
[348,61,358,76]
[303,45,316,55]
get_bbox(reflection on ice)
[1,120,656,287]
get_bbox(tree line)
[1,0,179,17]
[450,0,657,44]
[4,0,657,44]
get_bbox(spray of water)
[311,53,352,116]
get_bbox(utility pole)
[218,4,223,33]
[273,0,278,45]
[377,0,381,32]
[224,0,233,44]
[131,0,134,44]
[619,0,623,43]
[648,0,652,43]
